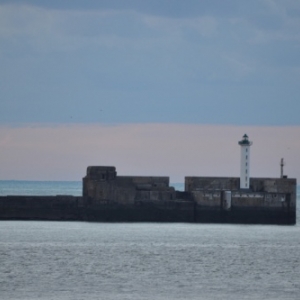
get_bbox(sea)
[0,181,300,300]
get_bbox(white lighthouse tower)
[238,134,253,189]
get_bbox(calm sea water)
[0,181,185,196]
[0,181,84,196]
[0,222,300,300]
[0,181,299,300]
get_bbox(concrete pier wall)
[0,167,296,225]
[0,194,295,224]
[0,196,84,221]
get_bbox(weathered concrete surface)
[185,176,296,224]
[83,201,195,222]
[0,196,195,222]
[0,194,295,224]
[83,166,174,205]
[185,177,240,191]
[0,196,84,220]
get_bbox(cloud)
[0,1,300,125]
[143,15,218,38]
[0,4,218,53]
[230,0,300,44]
[0,123,299,183]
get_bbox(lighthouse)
[238,134,253,189]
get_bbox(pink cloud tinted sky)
[0,124,299,183]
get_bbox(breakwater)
[0,195,295,224]
[0,166,296,225]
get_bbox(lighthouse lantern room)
[238,134,253,189]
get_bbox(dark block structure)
[185,176,296,224]
[0,196,84,221]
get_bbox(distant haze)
[0,124,299,182]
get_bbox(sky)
[0,0,300,182]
